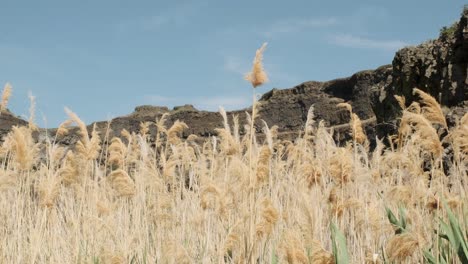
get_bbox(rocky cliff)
[374,7,468,136]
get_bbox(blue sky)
[0,0,464,127]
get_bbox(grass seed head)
[245,43,269,88]
[0,82,12,113]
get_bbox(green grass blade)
[330,223,349,264]
[443,201,468,263]
[398,206,407,231]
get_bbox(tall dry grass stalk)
[0,82,12,113]
[337,102,367,145]
[0,61,465,264]
[28,92,38,130]
[413,88,447,128]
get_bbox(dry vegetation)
[0,45,466,264]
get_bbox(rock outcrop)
[0,110,28,138]
[374,7,468,136]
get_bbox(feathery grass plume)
[256,145,272,186]
[426,194,462,212]
[155,112,170,147]
[245,42,268,88]
[60,151,81,185]
[394,94,406,110]
[56,119,73,137]
[304,105,316,138]
[123,131,140,164]
[356,205,388,235]
[167,120,188,145]
[223,220,244,257]
[219,106,231,135]
[215,128,239,155]
[65,107,88,139]
[186,134,198,143]
[370,137,385,179]
[261,120,274,151]
[398,110,444,158]
[160,155,177,181]
[232,114,240,144]
[448,112,468,160]
[108,137,127,168]
[278,231,309,264]
[77,124,101,160]
[328,147,353,185]
[139,121,151,139]
[310,240,335,264]
[256,199,279,239]
[227,156,250,187]
[387,186,412,205]
[65,107,101,160]
[380,151,426,182]
[120,128,131,142]
[37,171,61,208]
[0,82,12,113]
[107,169,136,197]
[413,88,447,128]
[28,92,38,130]
[155,112,170,131]
[302,160,323,188]
[330,198,362,218]
[337,102,367,145]
[337,102,352,114]
[215,107,239,155]
[88,124,102,159]
[407,101,421,114]
[328,186,339,204]
[2,126,40,170]
[386,232,423,262]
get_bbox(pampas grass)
[0,82,12,113]
[107,169,136,197]
[413,88,447,128]
[337,102,368,145]
[167,120,188,145]
[245,43,269,88]
[0,56,466,264]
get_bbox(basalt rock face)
[374,8,468,136]
[0,110,28,138]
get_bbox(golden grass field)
[0,44,466,263]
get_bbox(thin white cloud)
[116,15,169,32]
[329,34,409,51]
[263,17,338,37]
[116,2,202,32]
[223,56,249,76]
